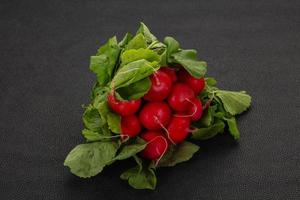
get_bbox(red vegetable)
[168,83,195,111]
[140,130,168,160]
[160,67,177,83]
[107,93,141,116]
[167,115,191,144]
[144,70,172,101]
[186,98,203,121]
[178,69,205,94]
[139,102,171,130]
[121,115,141,138]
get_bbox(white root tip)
[174,98,197,118]
[154,116,176,145]
[154,136,168,167]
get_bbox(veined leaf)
[136,22,157,44]
[121,164,157,190]
[82,106,104,131]
[125,33,147,50]
[121,48,160,66]
[115,140,146,161]
[107,112,121,134]
[157,141,200,167]
[119,33,133,48]
[194,105,217,127]
[172,49,207,78]
[164,36,180,61]
[215,90,251,115]
[223,117,240,140]
[192,120,225,140]
[81,127,111,142]
[117,77,151,100]
[64,141,118,178]
[112,59,158,89]
[90,37,120,85]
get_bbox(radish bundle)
[64,23,251,190]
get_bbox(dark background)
[1,0,299,199]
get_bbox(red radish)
[107,93,141,116]
[160,67,177,83]
[186,98,203,121]
[121,115,141,138]
[143,70,172,101]
[178,69,205,94]
[167,115,191,143]
[140,130,168,160]
[168,83,195,111]
[139,102,171,130]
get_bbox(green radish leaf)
[214,97,226,113]
[90,84,109,101]
[121,48,160,66]
[125,33,147,50]
[117,77,151,100]
[159,50,167,66]
[194,105,217,127]
[172,49,207,78]
[192,120,225,140]
[64,141,118,178]
[198,89,210,101]
[98,101,110,123]
[107,112,121,134]
[223,117,240,140]
[157,141,200,167]
[112,59,158,89]
[82,106,104,131]
[205,77,217,86]
[136,22,157,44]
[120,164,157,190]
[213,111,226,119]
[133,155,143,172]
[90,37,121,85]
[81,127,111,142]
[215,90,251,115]
[164,37,207,78]
[164,36,180,60]
[89,55,109,86]
[92,88,109,110]
[148,40,166,54]
[120,165,140,180]
[119,33,133,48]
[115,140,146,160]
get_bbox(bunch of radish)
[108,66,205,163]
[63,23,252,190]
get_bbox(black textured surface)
[1,0,299,199]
